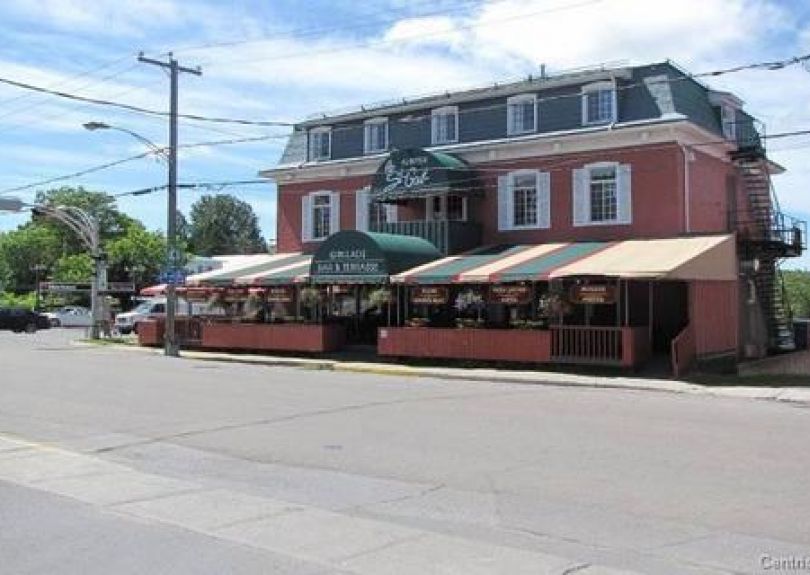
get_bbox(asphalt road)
[1,329,808,574]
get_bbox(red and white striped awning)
[392,235,736,284]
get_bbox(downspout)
[680,143,692,234]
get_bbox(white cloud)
[6,0,181,37]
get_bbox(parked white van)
[114,297,214,334]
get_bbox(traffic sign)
[159,270,187,285]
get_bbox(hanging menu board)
[488,284,532,305]
[569,284,617,305]
[266,286,293,303]
[411,286,449,305]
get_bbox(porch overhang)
[370,148,478,202]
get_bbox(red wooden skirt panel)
[136,317,201,347]
[378,327,551,363]
[200,323,345,353]
[137,320,162,346]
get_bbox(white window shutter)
[385,203,398,223]
[572,168,589,226]
[330,192,341,235]
[617,163,632,224]
[301,195,312,242]
[580,94,588,125]
[497,175,510,230]
[355,188,369,231]
[537,171,551,229]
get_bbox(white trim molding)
[263,119,731,184]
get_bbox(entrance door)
[651,281,688,353]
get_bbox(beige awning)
[186,254,293,287]
[549,234,736,281]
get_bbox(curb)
[74,341,810,406]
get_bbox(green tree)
[0,225,62,291]
[783,270,810,318]
[52,253,94,282]
[105,222,167,289]
[34,186,133,245]
[188,194,266,256]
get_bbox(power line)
[296,52,810,131]
[6,124,810,199]
[0,74,295,127]
[110,128,810,200]
[0,133,288,196]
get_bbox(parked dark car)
[0,308,51,333]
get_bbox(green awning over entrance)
[310,230,441,284]
[370,148,478,202]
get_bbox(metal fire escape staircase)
[732,136,806,352]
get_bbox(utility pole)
[138,52,201,357]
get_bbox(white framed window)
[363,117,388,154]
[497,170,550,231]
[721,105,736,141]
[431,106,458,145]
[355,187,397,232]
[309,127,331,161]
[581,81,617,125]
[425,194,467,222]
[507,94,537,136]
[302,191,340,242]
[572,162,632,226]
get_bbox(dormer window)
[721,105,736,140]
[309,127,331,161]
[507,94,537,136]
[364,117,388,154]
[582,81,617,125]
[431,106,458,145]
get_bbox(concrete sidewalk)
[81,341,810,406]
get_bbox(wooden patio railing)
[671,324,696,378]
[551,325,623,365]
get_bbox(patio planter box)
[200,322,345,353]
[378,327,551,363]
[135,317,204,347]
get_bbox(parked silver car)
[43,306,93,328]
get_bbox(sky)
[1,0,810,267]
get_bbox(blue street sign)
[159,269,187,285]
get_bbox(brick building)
[174,61,805,374]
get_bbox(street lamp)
[31,264,48,310]
[0,198,104,338]
[83,120,180,356]
[82,122,168,162]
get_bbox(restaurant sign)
[313,248,385,277]
[569,284,616,305]
[310,230,389,283]
[370,148,470,202]
[411,286,448,305]
[266,286,294,303]
[488,284,532,305]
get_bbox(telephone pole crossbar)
[138,52,201,357]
